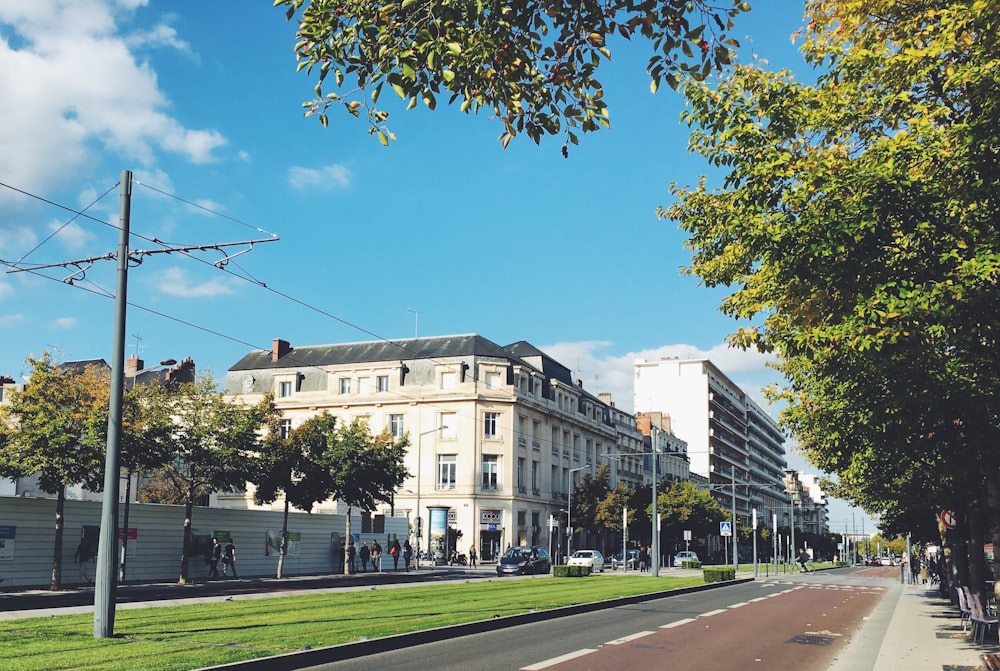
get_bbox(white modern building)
[633,358,792,530]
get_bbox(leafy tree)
[0,354,109,590]
[138,376,275,585]
[252,410,338,578]
[277,0,750,149]
[569,466,611,550]
[323,419,409,575]
[595,482,635,552]
[657,481,728,549]
[664,0,999,597]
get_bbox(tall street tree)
[664,0,999,597]
[0,354,109,590]
[323,418,409,576]
[276,0,750,149]
[139,375,275,585]
[252,410,337,579]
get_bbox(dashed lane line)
[521,648,597,670]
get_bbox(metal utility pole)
[9,170,277,638]
[93,170,132,638]
[651,426,659,577]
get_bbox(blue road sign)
[720,521,732,537]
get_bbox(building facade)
[225,335,649,562]
[633,358,792,531]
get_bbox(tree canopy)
[277,0,749,149]
[664,0,999,592]
[0,354,110,590]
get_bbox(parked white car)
[674,551,700,566]
[567,549,605,573]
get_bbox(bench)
[981,653,1000,670]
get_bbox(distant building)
[633,357,791,529]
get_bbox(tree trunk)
[178,493,195,585]
[277,498,289,580]
[967,499,988,604]
[50,486,65,591]
[344,506,352,576]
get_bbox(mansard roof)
[229,334,532,372]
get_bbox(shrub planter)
[680,560,702,569]
[703,566,736,583]
[553,565,592,577]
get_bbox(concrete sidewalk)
[831,581,997,671]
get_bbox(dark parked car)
[611,549,641,570]
[496,545,552,576]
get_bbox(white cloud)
[538,340,781,416]
[288,164,353,191]
[48,220,94,251]
[0,282,12,300]
[156,266,233,297]
[0,314,26,328]
[125,23,193,56]
[0,0,225,200]
[52,316,78,330]
[0,225,38,257]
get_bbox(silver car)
[674,550,699,566]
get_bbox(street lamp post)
[650,427,660,577]
[566,464,591,559]
[414,425,445,570]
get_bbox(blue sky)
[0,0,875,535]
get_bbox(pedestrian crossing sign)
[720,521,732,537]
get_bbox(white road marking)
[728,601,749,608]
[661,618,697,628]
[606,631,655,645]
[521,648,597,670]
[700,609,728,617]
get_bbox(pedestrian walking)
[207,537,221,578]
[371,540,382,571]
[359,542,370,571]
[74,539,94,584]
[334,538,345,574]
[390,539,401,570]
[222,539,239,579]
[469,544,477,568]
[403,540,413,571]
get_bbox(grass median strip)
[5,574,704,671]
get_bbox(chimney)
[126,354,143,378]
[598,392,613,407]
[272,339,290,361]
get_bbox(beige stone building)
[223,335,650,562]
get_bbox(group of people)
[207,537,239,578]
[335,538,414,573]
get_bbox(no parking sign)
[940,510,956,529]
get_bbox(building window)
[339,378,351,394]
[532,421,541,447]
[531,460,539,494]
[485,371,500,389]
[517,457,525,492]
[438,455,457,489]
[441,372,456,390]
[551,465,559,495]
[376,375,389,392]
[278,381,293,398]
[482,455,499,490]
[358,377,371,394]
[440,413,457,439]
[483,412,499,439]
[388,414,404,438]
[278,419,292,440]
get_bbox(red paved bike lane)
[522,582,888,671]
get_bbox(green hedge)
[703,566,736,583]
[680,560,702,569]
[553,565,591,577]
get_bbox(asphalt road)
[290,569,895,671]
